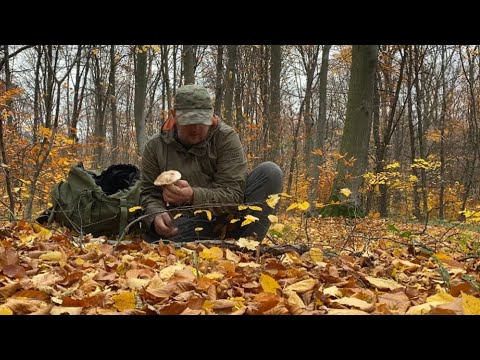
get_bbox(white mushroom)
[154,170,182,206]
[154,170,182,186]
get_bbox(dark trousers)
[144,161,283,243]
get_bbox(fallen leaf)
[331,297,374,312]
[284,279,317,294]
[260,273,281,294]
[112,291,136,312]
[462,293,480,315]
[328,308,370,315]
[365,276,404,291]
[199,247,223,260]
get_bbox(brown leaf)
[0,281,22,298]
[263,301,289,315]
[2,298,48,314]
[328,308,370,315]
[62,293,106,308]
[430,297,463,315]
[50,306,82,315]
[377,292,411,314]
[2,264,27,279]
[180,308,204,315]
[0,248,18,268]
[13,289,50,302]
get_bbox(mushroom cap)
[154,170,182,186]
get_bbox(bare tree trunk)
[224,45,237,126]
[214,45,224,116]
[407,46,421,220]
[268,45,282,163]
[0,46,15,218]
[438,45,447,220]
[93,51,106,167]
[134,46,148,156]
[310,45,331,204]
[109,45,118,162]
[331,45,379,209]
[3,45,13,126]
[413,45,428,219]
[32,46,42,143]
[298,45,320,177]
[70,45,90,142]
[183,45,195,85]
[161,45,172,110]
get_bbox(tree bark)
[331,45,379,209]
[134,45,148,156]
[183,45,195,85]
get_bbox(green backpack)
[48,163,142,237]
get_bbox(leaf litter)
[1,217,480,315]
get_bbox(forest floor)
[1,216,480,315]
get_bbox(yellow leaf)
[385,162,400,169]
[328,309,370,315]
[74,258,85,265]
[236,237,259,251]
[286,203,298,211]
[266,194,280,209]
[297,201,310,211]
[267,214,278,223]
[39,251,64,262]
[238,205,248,210]
[260,273,281,294]
[365,276,404,291]
[205,272,224,280]
[426,291,455,305]
[237,262,261,268]
[284,279,317,294]
[331,297,374,312]
[0,307,13,315]
[323,286,342,298]
[287,291,306,308]
[230,218,240,223]
[340,188,352,197]
[241,214,259,227]
[32,223,52,240]
[405,303,433,315]
[174,213,183,219]
[199,247,223,260]
[309,248,323,262]
[128,206,142,213]
[194,227,204,232]
[159,264,185,280]
[225,249,240,263]
[194,209,212,220]
[112,291,136,312]
[462,293,480,315]
[247,205,263,211]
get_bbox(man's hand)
[162,180,193,206]
[153,212,178,238]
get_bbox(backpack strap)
[119,198,128,236]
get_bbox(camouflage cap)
[174,84,214,126]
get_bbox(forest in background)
[2,45,480,225]
[2,45,480,315]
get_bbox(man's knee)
[257,161,283,191]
